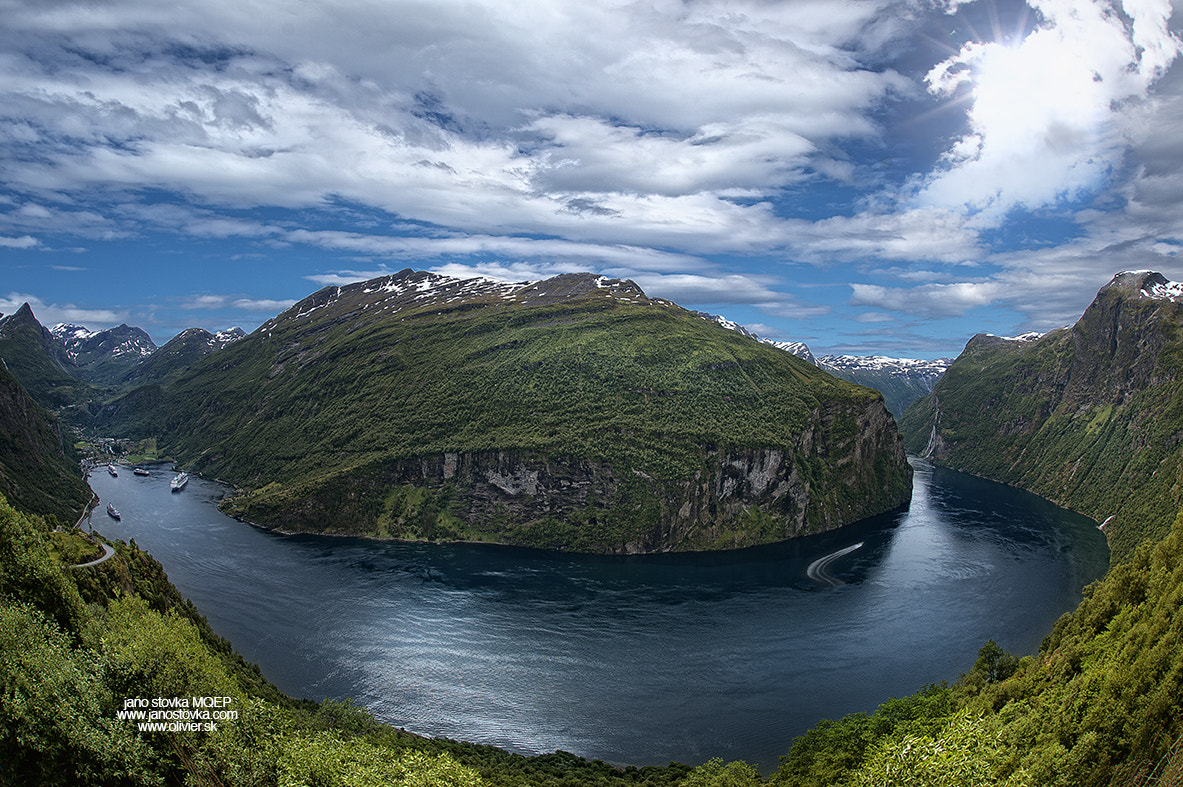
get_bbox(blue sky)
[1,0,1182,359]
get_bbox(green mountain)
[0,303,95,413]
[0,363,91,526]
[120,326,245,387]
[103,269,912,553]
[899,270,1183,561]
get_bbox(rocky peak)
[0,302,58,349]
[764,340,817,364]
[60,323,156,362]
[214,327,246,347]
[1103,270,1183,302]
[2,302,41,330]
[962,331,1043,355]
[1068,271,1183,405]
[513,273,646,305]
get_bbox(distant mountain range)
[0,305,244,407]
[813,354,951,419]
[687,313,953,419]
[706,326,952,418]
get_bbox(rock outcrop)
[227,393,909,554]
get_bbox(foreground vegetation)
[4,477,1182,786]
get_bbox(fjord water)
[86,459,1107,771]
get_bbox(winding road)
[71,541,116,569]
[806,542,863,587]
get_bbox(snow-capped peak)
[51,323,98,342]
[1107,271,1183,302]
[984,331,1043,343]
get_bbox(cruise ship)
[170,472,189,492]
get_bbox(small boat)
[170,472,189,492]
[107,464,118,477]
[133,467,150,476]
[106,504,120,520]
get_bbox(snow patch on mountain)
[1136,272,1183,301]
[818,355,953,376]
[213,328,246,347]
[984,331,1043,343]
[763,340,817,364]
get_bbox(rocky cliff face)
[899,271,1183,560]
[226,394,909,554]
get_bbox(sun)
[915,0,1180,219]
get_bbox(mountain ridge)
[103,268,914,554]
[899,269,1183,560]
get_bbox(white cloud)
[917,0,1183,223]
[0,0,914,255]
[0,235,38,248]
[181,295,231,309]
[781,208,982,264]
[287,230,708,271]
[625,272,784,305]
[850,280,1003,318]
[0,293,125,327]
[233,297,297,311]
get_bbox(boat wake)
[806,542,863,587]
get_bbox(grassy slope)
[162,294,858,482]
[0,304,95,413]
[106,275,908,551]
[899,290,1183,562]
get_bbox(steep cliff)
[225,395,906,553]
[899,271,1183,560]
[113,269,912,553]
[0,363,91,524]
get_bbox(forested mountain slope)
[0,303,95,412]
[101,270,911,553]
[899,271,1183,561]
[0,363,90,525]
[120,326,245,387]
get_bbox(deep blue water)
[85,458,1108,771]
